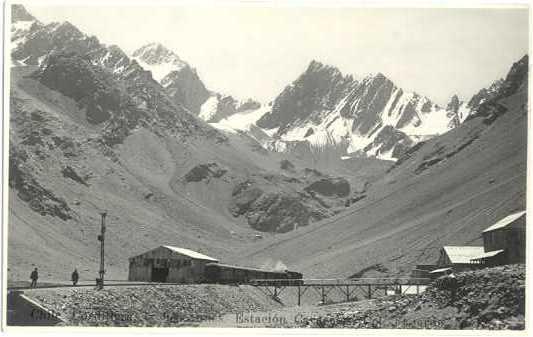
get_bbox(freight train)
[204,263,303,285]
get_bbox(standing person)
[71,268,79,286]
[30,268,38,288]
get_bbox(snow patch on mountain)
[134,58,183,82]
[11,5,39,54]
[199,96,219,121]
[211,104,271,132]
[12,20,34,35]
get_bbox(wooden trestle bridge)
[249,278,432,305]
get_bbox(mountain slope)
[7,6,265,279]
[8,61,294,280]
[9,63,387,280]
[8,5,393,281]
[237,55,528,278]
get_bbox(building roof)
[162,245,218,262]
[471,249,505,261]
[443,246,485,264]
[483,211,526,233]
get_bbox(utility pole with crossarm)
[97,212,107,289]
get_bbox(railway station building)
[128,245,218,283]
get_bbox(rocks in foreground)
[27,284,280,327]
[298,264,525,330]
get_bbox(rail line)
[250,277,430,286]
[8,277,431,290]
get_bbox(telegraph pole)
[97,212,107,289]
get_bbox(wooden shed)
[474,211,526,265]
[436,246,484,272]
[128,245,218,283]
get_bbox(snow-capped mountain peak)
[251,60,475,161]
[132,42,187,81]
[132,42,185,65]
[131,42,212,114]
[130,42,263,120]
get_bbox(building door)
[152,268,169,282]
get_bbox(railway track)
[8,277,431,291]
[7,278,431,291]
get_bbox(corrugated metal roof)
[162,245,218,261]
[483,211,526,233]
[443,246,485,264]
[471,249,505,260]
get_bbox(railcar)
[204,263,302,285]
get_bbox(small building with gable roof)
[128,245,218,283]
[471,211,526,266]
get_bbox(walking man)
[71,268,79,286]
[30,268,38,288]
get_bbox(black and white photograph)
[2,0,531,332]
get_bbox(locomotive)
[204,263,303,285]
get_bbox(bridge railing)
[248,277,431,286]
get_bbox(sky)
[25,3,529,105]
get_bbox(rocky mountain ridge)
[12,4,513,164]
[10,5,224,145]
[253,61,472,161]
[219,57,519,162]
[117,38,500,163]
[131,42,262,122]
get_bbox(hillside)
[236,56,528,278]
[8,5,392,281]
[7,5,527,284]
[9,61,389,280]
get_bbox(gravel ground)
[25,284,282,326]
